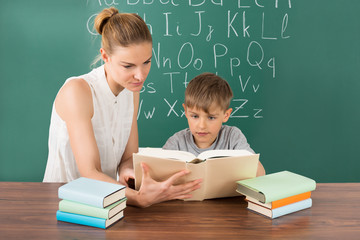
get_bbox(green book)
[59,198,126,219]
[236,171,316,203]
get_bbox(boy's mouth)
[196,132,209,137]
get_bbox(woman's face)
[102,42,152,95]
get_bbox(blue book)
[58,177,126,208]
[247,198,313,219]
[56,210,124,229]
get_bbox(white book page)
[137,148,196,162]
[197,149,254,160]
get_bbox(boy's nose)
[198,118,206,129]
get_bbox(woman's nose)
[134,68,147,81]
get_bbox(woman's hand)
[135,162,202,208]
[118,166,135,188]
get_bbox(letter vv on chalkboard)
[0,0,359,182]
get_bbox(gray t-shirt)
[162,125,255,157]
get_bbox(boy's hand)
[136,162,202,208]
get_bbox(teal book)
[56,210,124,229]
[58,177,126,208]
[236,171,316,203]
[247,198,312,219]
[59,198,127,219]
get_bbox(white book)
[133,148,260,201]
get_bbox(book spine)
[56,210,106,229]
[59,200,109,219]
[272,192,311,209]
[272,198,312,219]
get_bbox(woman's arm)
[117,92,140,187]
[118,92,203,207]
[55,78,119,184]
[57,83,202,207]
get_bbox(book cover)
[245,192,311,209]
[58,177,126,208]
[133,148,260,201]
[59,198,127,219]
[236,171,316,203]
[56,210,124,229]
[247,198,313,219]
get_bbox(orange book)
[245,192,311,209]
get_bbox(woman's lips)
[132,81,143,86]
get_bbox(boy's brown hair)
[185,73,233,113]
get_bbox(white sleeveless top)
[43,65,134,182]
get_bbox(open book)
[133,148,260,201]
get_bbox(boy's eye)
[208,116,216,120]
[191,115,198,119]
[144,60,151,65]
[123,65,132,69]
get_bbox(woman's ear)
[223,108,233,123]
[100,48,110,63]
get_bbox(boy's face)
[183,104,232,149]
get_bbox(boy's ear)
[223,108,232,123]
[100,48,110,63]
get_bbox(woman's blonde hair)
[94,7,152,55]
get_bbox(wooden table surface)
[0,182,359,240]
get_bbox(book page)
[138,148,196,162]
[133,154,188,190]
[198,149,254,160]
[184,162,207,201]
[204,154,259,199]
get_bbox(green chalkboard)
[1,0,359,182]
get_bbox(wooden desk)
[0,183,359,239]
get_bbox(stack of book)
[236,171,316,219]
[56,177,127,229]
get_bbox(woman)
[43,7,202,207]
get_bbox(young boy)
[163,73,265,176]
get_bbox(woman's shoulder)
[57,78,92,104]
[55,78,93,121]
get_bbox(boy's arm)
[230,126,266,176]
[231,127,255,154]
[256,162,266,176]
